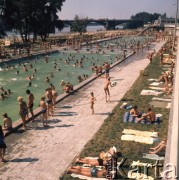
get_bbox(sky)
[58,0,175,20]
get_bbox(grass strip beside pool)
[62,48,171,179]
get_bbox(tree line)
[0,2,168,41]
[0,0,65,42]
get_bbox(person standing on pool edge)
[17,96,28,130]
[104,77,112,103]
[45,87,53,116]
[0,125,7,162]
[26,89,35,122]
[90,92,96,115]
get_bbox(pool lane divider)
[4,52,134,137]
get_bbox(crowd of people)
[0,30,174,169]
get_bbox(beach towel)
[150,101,170,109]
[140,90,164,96]
[123,112,130,122]
[143,153,164,161]
[149,82,161,86]
[152,97,171,102]
[148,79,158,82]
[121,135,159,144]
[122,129,159,137]
[149,86,165,91]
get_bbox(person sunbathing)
[76,147,119,166]
[137,107,156,123]
[68,166,106,178]
[149,140,167,154]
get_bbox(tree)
[124,11,166,29]
[0,0,6,38]
[1,0,65,42]
[131,12,162,24]
[71,15,87,33]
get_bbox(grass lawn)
[61,48,172,179]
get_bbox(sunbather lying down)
[76,146,122,166]
[68,166,106,178]
[149,140,167,154]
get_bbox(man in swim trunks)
[26,89,35,122]
[104,77,112,102]
[45,88,53,116]
[104,62,110,78]
[137,107,156,123]
[39,97,48,127]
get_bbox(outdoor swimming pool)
[0,36,152,123]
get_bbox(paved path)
[0,41,165,180]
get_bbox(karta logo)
[161,163,178,179]
[106,157,178,179]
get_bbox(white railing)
[163,38,179,179]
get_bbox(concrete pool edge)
[4,52,134,137]
[0,50,59,65]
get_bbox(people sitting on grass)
[136,107,156,123]
[149,139,167,154]
[130,105,142,118]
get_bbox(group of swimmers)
[0,87,12,100]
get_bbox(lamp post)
[173,0,179,50]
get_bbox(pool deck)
[0,40,165,180]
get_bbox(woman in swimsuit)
[17,96,28,130]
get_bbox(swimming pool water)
[0,36,152,123]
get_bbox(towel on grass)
[149,82,161,86]
[140,90,163,96]
[150,101,170,109]
[71,173,106,180]
[152,97,171,102]
[143,153,164,160]
[149,86,165,91]
[121,135,159,144]
[122,129,158,137]
[148,79,158,82]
